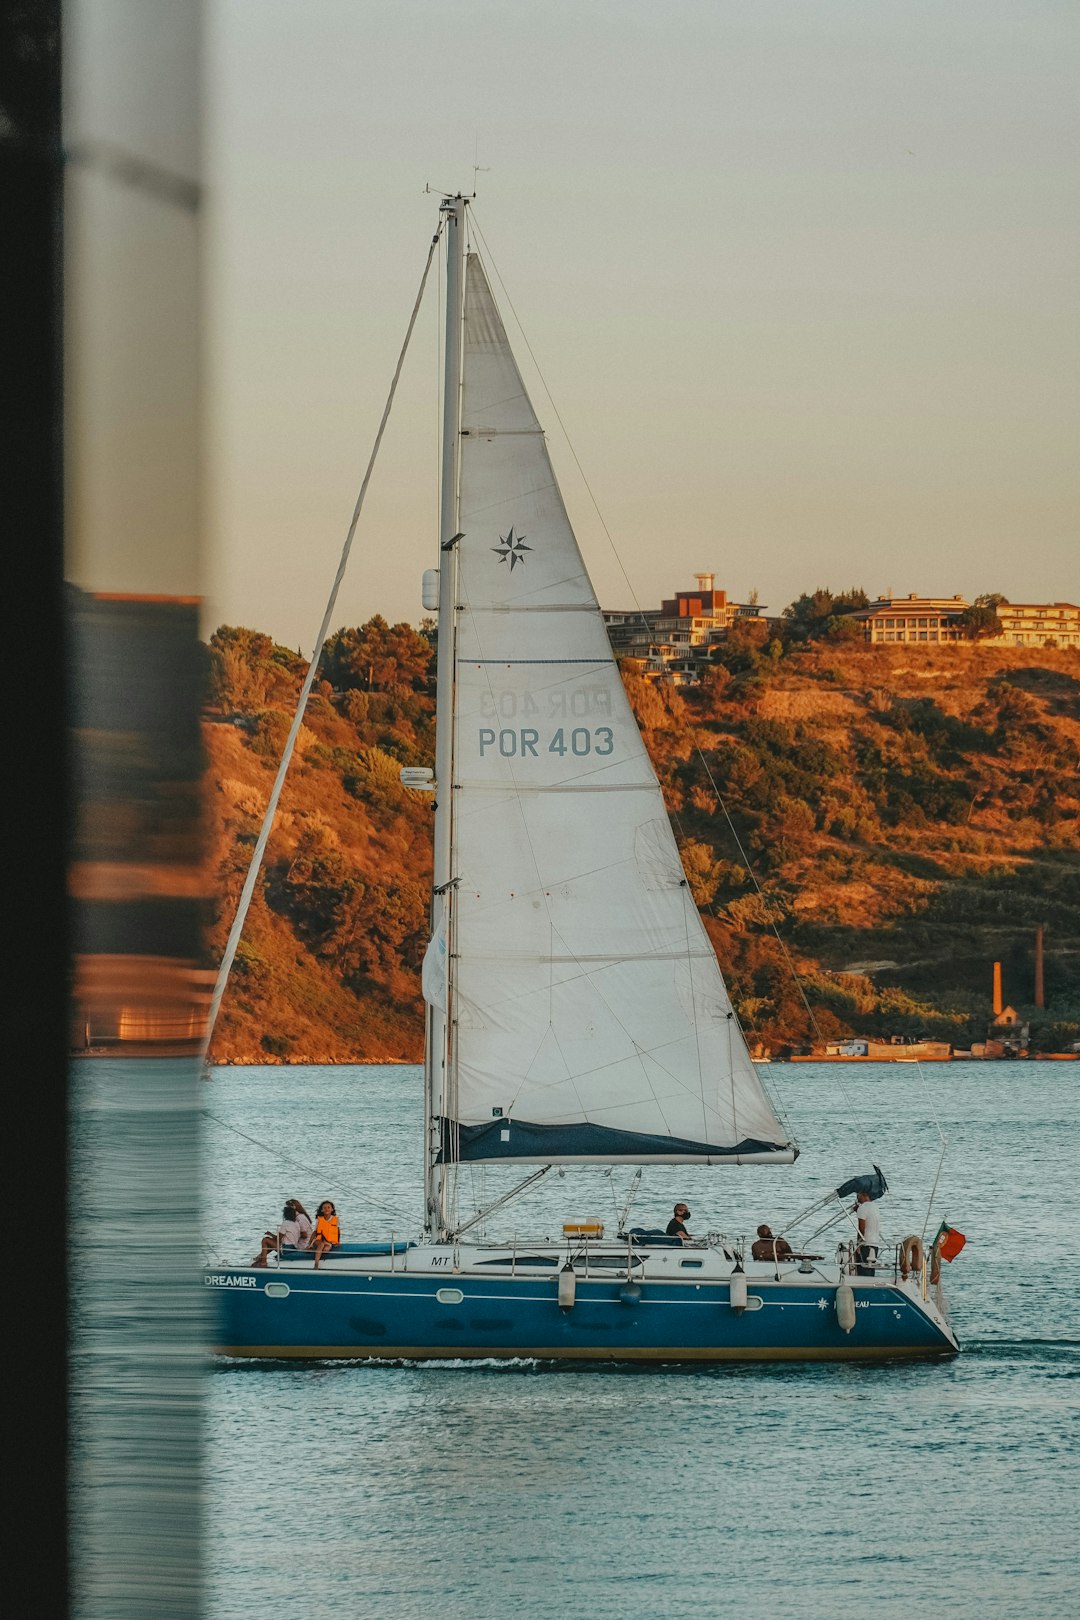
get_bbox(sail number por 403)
[478,726,614,759]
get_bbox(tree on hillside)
[709,615,770,674]
[956,604,1003,641]
[211,625,272,665]
[323,616,433,694]
[203,608,1080,1062]
[679,840,726,907]
[208,625,306,714]
[782,587,869,643]
[822,614,864,644]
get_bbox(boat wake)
[961,1337,1080,1363]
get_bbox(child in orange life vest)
[312,1201,340,1269]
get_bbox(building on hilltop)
[607,583,1080,667]
[994,602,1080,647]
[601,606,661,660]
[603,572,765,684]
[853,593,969,644]
[853,593,1080,649]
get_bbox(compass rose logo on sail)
[492,527,531,571]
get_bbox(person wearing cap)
[666,1202,693,1243]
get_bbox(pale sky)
[203,0,1080,649]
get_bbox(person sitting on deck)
[750,1224,793,1262]
[665,1203,693,1243]
[311,1200,341,1270]
[251,1199,312,1267]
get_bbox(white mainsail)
[433,254,794,1166]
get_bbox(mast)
[426,194,467,1237]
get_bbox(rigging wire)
[450,211,935,1216]
[469,210,644,617]
[689,749,871,1154]
[448,508,703,1157]
[200,1107,414,1225]
[467,211,931,1177]
[200,221,444,1066]
[467,211,805,1149]
[423,214,445,1217]
[436,221,444,570]
[450,568,659,1145]
[694,723,948,1190]
[921,1134,949,1242]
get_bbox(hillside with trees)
[202,614,1080,1062]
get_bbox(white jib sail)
[441,254,794,1166]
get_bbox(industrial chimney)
[992,961,1003,1017]
[1035,925,1045,1009]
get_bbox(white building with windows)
[994,602,1080,647]
[853,594,969,644]
[853,593,1080,648]
[602,573,766,682]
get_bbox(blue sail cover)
[439,1118,797,1166]
[835,1166,889,1200]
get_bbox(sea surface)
[196,1060,1079,1620]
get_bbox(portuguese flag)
[934,1222,967,1262]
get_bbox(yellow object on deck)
[563,1221,604,1237]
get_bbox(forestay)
[433,254,795,1166]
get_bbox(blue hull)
[205,1268,957,1362]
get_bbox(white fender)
[558,1264,577,1310]
[835,1281,856,1333]
[729,1267,747,1313]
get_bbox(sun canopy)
[835,1166,889,1200]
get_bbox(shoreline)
[69,1050,416,1065]
[71,1051,1077,1065]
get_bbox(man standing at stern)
[853,1189,882,1276]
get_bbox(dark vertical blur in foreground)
[3,2,67,1614]
[65,3,205,1615]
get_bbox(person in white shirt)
[251,1199,313,1266]
[853,1190,882,1276]
[279,1203,313,1250]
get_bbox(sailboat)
[206,196,958,1361]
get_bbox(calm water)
[71,1059,205,1619]
[199,1060,1080,1620]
